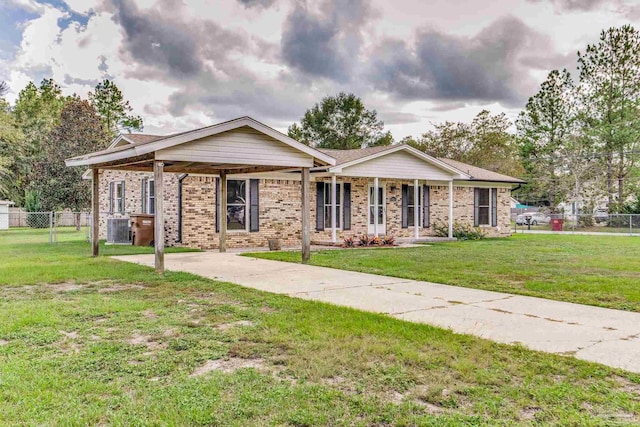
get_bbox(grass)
[1,229,640,425]
[251,234,640,312]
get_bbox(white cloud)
[6,0,45,14]
[62,0,104,15]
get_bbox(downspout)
[177,174,188,243]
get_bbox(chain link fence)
[512,209,640,236]
[0,211,91,244]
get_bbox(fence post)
[49,212,53,243]
[630,215,633,236]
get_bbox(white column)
[373,177,379,237]
[331,174,337,243]
[448,179,454,239]
[154,161,165,273]
[414,179,420,240]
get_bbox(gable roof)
[319,144,523,183]
[66,116,336,167]
[437,158,524,183]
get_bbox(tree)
[288,93,392,149]
[578,25,640,210]
[0,97,24,201]
[89,79,143,138]
[0,81,8,97]
[12,79,67,204]
[407,110,523,177]
[29,98,108,216]
[516,69,577,211]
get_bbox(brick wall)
[180,176,512,249]
[98,170,180,245]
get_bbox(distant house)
[69,117,523,251]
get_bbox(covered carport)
[65,116,336,273]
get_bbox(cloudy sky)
[1,0,639,139]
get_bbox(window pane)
[407,186,414,206]
[369,206,374,225]
[408,206,415,227]
[335,205,340,228]
[149,180,154,197]
[478,188,489,206]
[227,206,245,230]
[478,207,489,225]
[324,206,331,228]
[149,197,155,214]
[227,180,246,205]
[116,183,123,198]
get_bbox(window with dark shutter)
[343,183,351,230]
[109,182,114,214]
[491,188,498,227]
[316,182,325,231]
[475,188,490,226]
[141,178,147,213]
[423,186,430,228]
[401,184,409,228]
[249,179,259,232]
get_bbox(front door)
[368,184,386,235]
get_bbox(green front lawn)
[251,234,640,312]
[1,231,640,425]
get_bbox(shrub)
[433,221,486,241]
[370,236,382,246]
[24,190,46,229]
[382,235,395,246]
[358,235,372,246]
[343,237,356,248]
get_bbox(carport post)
[374,177,379,237]
[219,171,227,253]
[91,168,100,257]
[154,161,165,273]
[448,179,454,239]
[301,167,311,263]
[331,174,337,243]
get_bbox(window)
[324,182,342,229]
[407,185,422,227]
[110,181,125,214]
[476,188,492,226]
[227,180,248,231]
[147,179,155,214]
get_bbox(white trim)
[331,175,337,243]
[328,144,471,180]
[226,178,250,233]
[66,117,336,167]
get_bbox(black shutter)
[343,183,351,230]
[423,186,430,228]
[215,178,220,233]
[474,188,480,227]
[316,182,325,231]
[401,184,408,228]
[249,179,259,232]
[141,178,147,213]
[491,188,498,227]
[121,181,126,213]
[109,182,114,214]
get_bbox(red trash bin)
[551,218,563,231]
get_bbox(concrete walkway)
[114,252,640,373]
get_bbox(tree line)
[0,79,142,211]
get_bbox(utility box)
[551,218,563,232]
[107,218,131,244]
[0,201,14,230]
[130,214,154,246]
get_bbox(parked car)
[594,209,608,224]
[516,212,551,226]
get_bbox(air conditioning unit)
[107,218,131,244]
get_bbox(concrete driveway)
[114,251,640,373]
